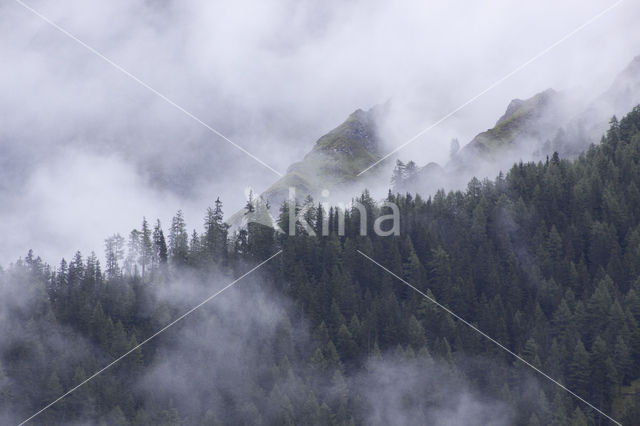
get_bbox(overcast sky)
[1,0,639,264]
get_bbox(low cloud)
[2,0,639,265]
[357,357,513,426]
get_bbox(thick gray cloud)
[1,0,639,264]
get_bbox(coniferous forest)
[3,107,640,425]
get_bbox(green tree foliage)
[168,210,189,267]
[5,107,640,424]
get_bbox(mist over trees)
[3,107,640,424]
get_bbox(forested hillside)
[3,106,640,425]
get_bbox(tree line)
[3,107,640,424]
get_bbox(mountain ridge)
[393,55,640,195]
[229,54,640,226]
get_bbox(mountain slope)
[264,106,385,204]
[456,88,574,162]
[557,54,640,156]
[391,89,575,195]
[228,106,387,227]
[392,55,640,196]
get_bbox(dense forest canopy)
[3,106,640,425]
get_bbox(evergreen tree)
[139,217,153,279]
[169,210,189,266]
[153,220,168,269]
[104,234,125,279]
